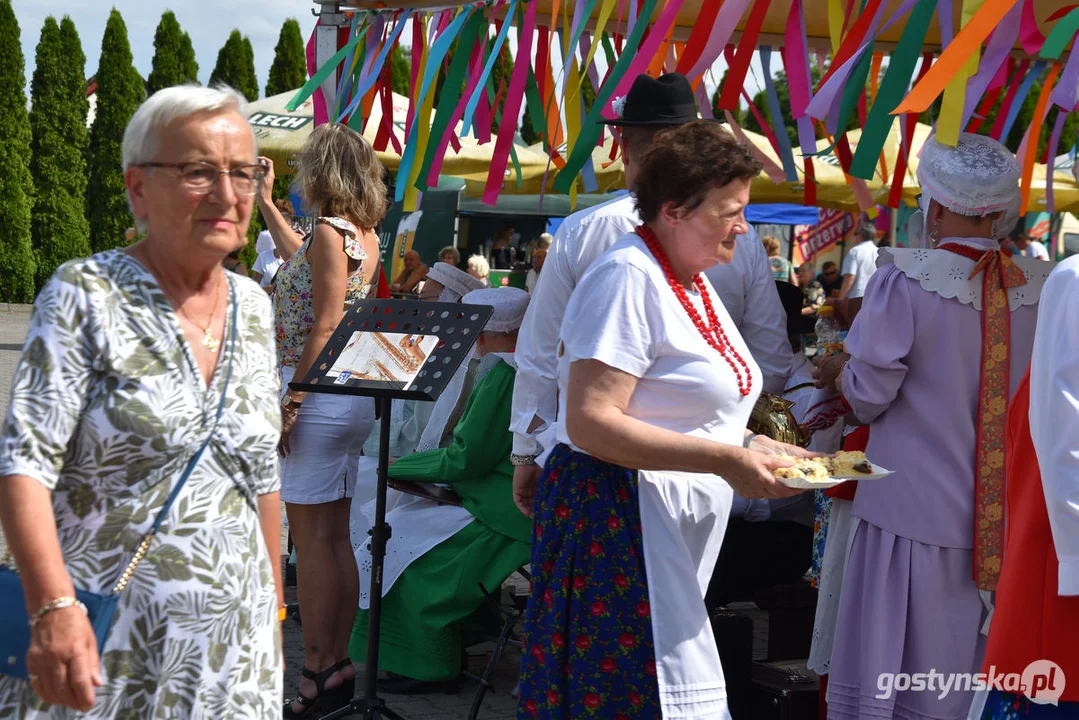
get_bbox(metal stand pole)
[322,396,403,720]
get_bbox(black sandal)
[283,665,341,719]
[329,658,355,709]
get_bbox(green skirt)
[350,519,531,681]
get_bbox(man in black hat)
[509,72,794,498]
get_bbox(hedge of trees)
[0,1,306,301]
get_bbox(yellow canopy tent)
[249,89,555,197]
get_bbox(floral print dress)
[273,216,371,368]
[0,252,282,719]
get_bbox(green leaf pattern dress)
[0,250,282,718]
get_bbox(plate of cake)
[771,451,893,489]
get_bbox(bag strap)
[111,279,239,595]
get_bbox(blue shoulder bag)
[0,283,238,679]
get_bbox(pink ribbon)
[305,20,329,126]
[685,0,756,83]
[483,0,539,204]
[1020,0,1046,55]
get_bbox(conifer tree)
[31,16,92,288]
[147,11,198,94]
[0,0,36,301]
[210,30,258,101]
[87,9,144,253]
[265,19,306,96]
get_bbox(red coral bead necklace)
[635,224,754,397]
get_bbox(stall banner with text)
[798,210,856,262]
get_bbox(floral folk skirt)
[517,445,662,718]
[979,691,1079,718]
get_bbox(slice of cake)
[773,455,831,483]
[829,451,873,476]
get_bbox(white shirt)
[840,240,879,299]
[1028,254,1079,596]
[525,268,540,293]
[1022,240,1050,260]
[252,249,284,288]
[510,194,793,457]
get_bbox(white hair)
[467,254,490,280]
[122,84,254,170]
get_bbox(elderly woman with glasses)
[0,86,283,717]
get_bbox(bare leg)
[331,497,359,681]
[287,501,344,710]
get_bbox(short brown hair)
[761,235,781,256]
[295,123,387,229]
[633,121,762,224]
[274,197,295,216]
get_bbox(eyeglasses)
[138,161,266,195]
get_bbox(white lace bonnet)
[917,132,1021,239]
[462,286,530,333]
[426,261,486,302]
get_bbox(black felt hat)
[600,72,717,126]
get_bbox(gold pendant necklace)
[173,277,224,353]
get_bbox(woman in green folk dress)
[0,85,283,718]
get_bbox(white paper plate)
[775,462,894,490]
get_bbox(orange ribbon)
[939,244,1027,590]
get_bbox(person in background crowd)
[351,288,531,694]
[837,223,879,299]
[252,197,301,291]
[490,228,515,270]
[975,255,1079,718]
[812,133,1050,720]
[222,248,249,276]
[391,250,427,293]
[536,232,553,251]
[274,122,386,719]
[1012,229,1050,260]
[0,85,283,718]
[517,119,810,719]
[798,262,825,316]
[525,248,546,293]
[510,73,794,521]
[818,260,843,297]
[467,254,491,287]
[764,234,797,285]
[439,245,461,267]
[418,261,485,303]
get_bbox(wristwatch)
[281,394,303,413]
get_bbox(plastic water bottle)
[815,306,844,358]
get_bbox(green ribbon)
[286,27,367,113]
[554,0,660,194]
[525,64,546,149]
[850,0,935,179]
[1042,7,1079,58]
[416,9,487,190]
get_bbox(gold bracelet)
[29,596,88,628]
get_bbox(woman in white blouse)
[516,121,810,719]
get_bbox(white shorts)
[279,366,375,505]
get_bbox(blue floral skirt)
[980,690,1079,718]
[517,445,662,718]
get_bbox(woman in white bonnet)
[812,133,1054,719]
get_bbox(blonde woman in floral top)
[259,124,386,718]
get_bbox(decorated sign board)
[797,210,856,261]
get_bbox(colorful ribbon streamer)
[761,48,799,182]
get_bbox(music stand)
[289,297,493,720]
